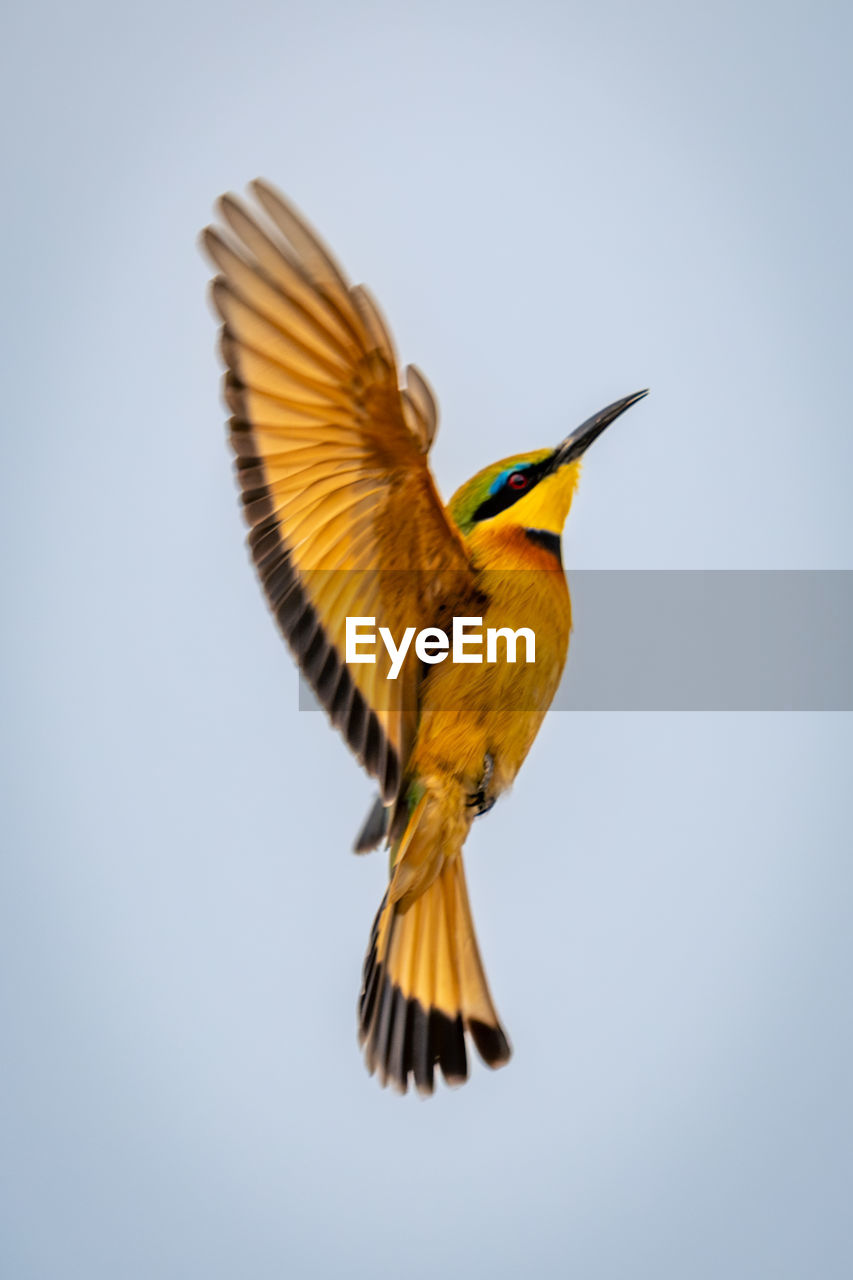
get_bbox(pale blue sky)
[2,2,852,1277]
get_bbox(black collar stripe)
[523,528,562,562]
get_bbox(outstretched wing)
[203,181,477,801]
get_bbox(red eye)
[508,471,529,490]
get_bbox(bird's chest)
[413,540,571,796]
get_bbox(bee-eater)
[203,181,646,1094]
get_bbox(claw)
[466,753,496,817]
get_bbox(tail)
[358,800,511,1093]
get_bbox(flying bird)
[202,182,646,1094]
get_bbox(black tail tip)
[360,977,511,1095]
[468,1018,512,1068]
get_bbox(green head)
[448,391,648,537]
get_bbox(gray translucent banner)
[296,571,853,711]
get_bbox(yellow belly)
[410,533,571,801]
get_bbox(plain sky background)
[2,2,852,1277]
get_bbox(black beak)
[554,389,648,468]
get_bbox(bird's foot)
[466,752,495,817]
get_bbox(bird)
[202,180,647,1094]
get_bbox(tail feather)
[451,861,513,1067]
[358,852,511,1095]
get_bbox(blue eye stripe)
[489,465,528,495]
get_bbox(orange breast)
[410,526,571,799]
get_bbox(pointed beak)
[553,389,648,468]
